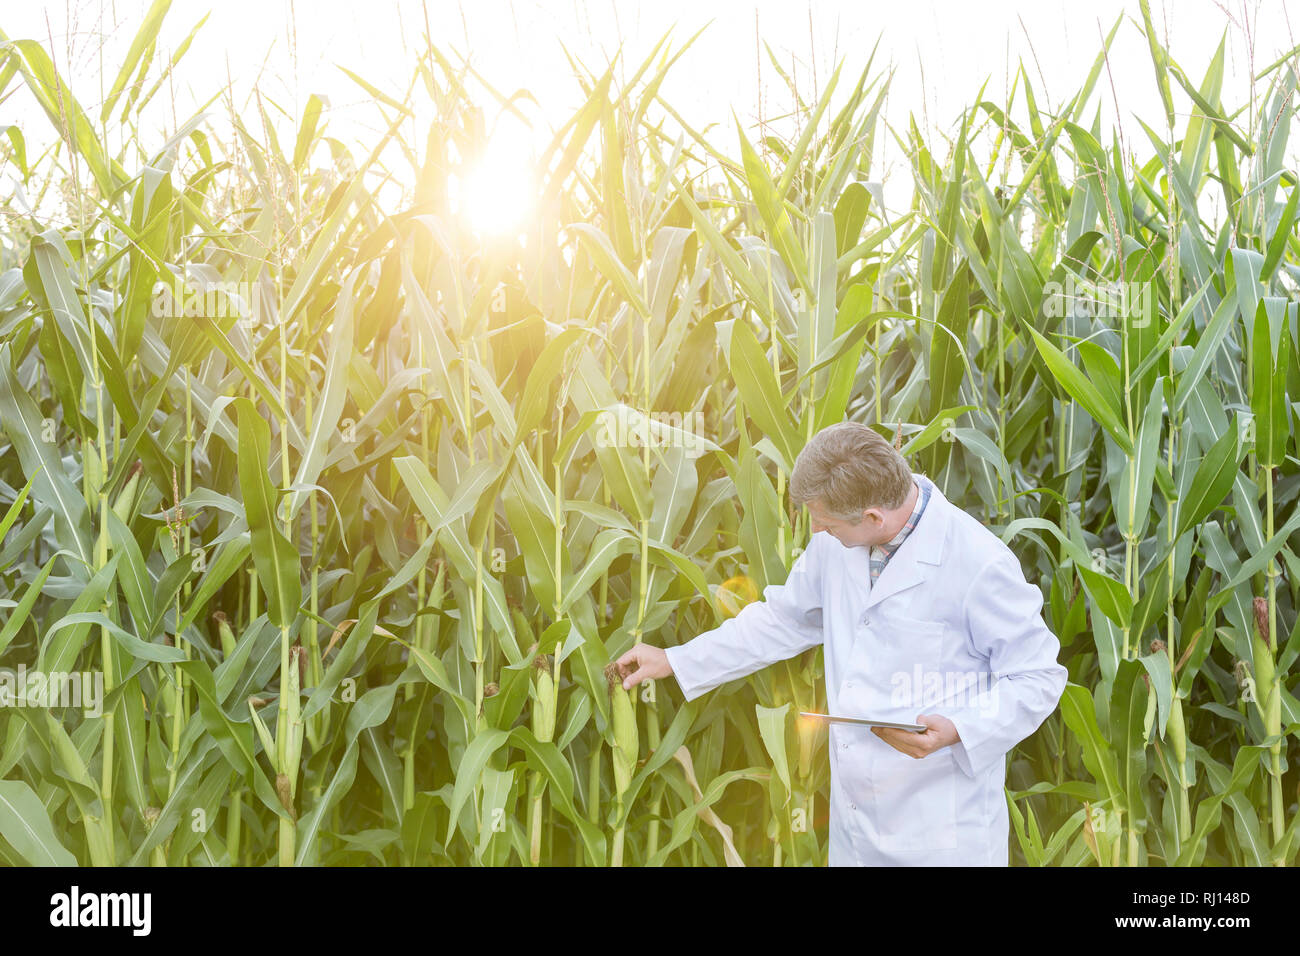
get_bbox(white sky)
[2,0,1298,218]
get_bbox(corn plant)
[0,5,1296,867]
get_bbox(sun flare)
[452,120,536,237]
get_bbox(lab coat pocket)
[871,611,946,713]
[866,612,958,852]
[869,744,959,852]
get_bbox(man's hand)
[871,714,959,758]
[612,643,673,690]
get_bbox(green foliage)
[0,8,1296,867]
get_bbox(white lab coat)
[665,472,1068,865]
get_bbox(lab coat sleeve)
[665,536,825,702]
[946,549,1068,780]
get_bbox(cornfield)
[0,2,1297,867]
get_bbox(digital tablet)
[799,712,927,733]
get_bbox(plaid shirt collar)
[869,477,930,582]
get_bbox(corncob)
[213,611,237,659]
[111,460,143,525]
[605,662,639,865]
[533,653,557,744]
[529,652,557,864]
[606,663,638,796]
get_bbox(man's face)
[806,499,885,549]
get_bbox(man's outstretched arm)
[616,535,826,700]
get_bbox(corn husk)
[605,663,638,796]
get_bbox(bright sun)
[452,118,536,237]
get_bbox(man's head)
[789,422,916,549]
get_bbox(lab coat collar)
[862,472,950,610]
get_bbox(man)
[614,421,1068,865]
